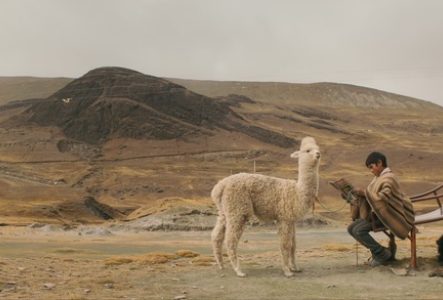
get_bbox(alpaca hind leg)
[225,218,247,277]
[211,215,226,269]
[279,222,296,277]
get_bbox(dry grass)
[104,250,206,267]
[322,243,355,252]
[176,250,200,258]
[125,197,212,220]
[104,252,180,266]
[191,255,215,266]
[104,257,134,266]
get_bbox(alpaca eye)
[306,150,311,153]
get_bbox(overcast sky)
[1,0,443,105]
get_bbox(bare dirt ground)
[1,222,442,300]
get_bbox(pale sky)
[1,0,443,105]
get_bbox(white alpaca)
[211,136,320,277]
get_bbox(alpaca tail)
[211,181,225,210]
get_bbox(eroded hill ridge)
[7,67,295,147]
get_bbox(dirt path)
[0,226,442,299]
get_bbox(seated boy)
[347,152,414,267]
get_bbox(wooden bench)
[373,184,443,268]
[330,179,443,268]
[408,184,443,268]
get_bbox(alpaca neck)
[296,163,319,210]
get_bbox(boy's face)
[368,160,384,177]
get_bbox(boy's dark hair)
[365,152,387,167]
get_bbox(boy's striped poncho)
[364,170,415,239]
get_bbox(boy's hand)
[352,188,365,197]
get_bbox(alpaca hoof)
[290,266,302,273]
[283,271,295,277]
[235,271,246,277]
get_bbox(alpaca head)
[290,137,321,167]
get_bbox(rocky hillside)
[4,67,294,147]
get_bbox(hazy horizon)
[1,0,443,105]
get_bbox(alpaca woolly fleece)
[211,136,321,277]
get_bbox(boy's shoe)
[369,248,392,267]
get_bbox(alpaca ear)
[290,151,299,159]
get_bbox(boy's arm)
[349,195,364,220]
[329,178,365,220]
[330,178,354,202]
[352,188,366,197]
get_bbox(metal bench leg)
[410,227,417,269]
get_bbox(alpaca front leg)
[279,221,295,277]
[225,219,246,277]
[288,226,301,273]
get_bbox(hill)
[1,67,443,225]
[3,67,294,147]
[167,78,441,110]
